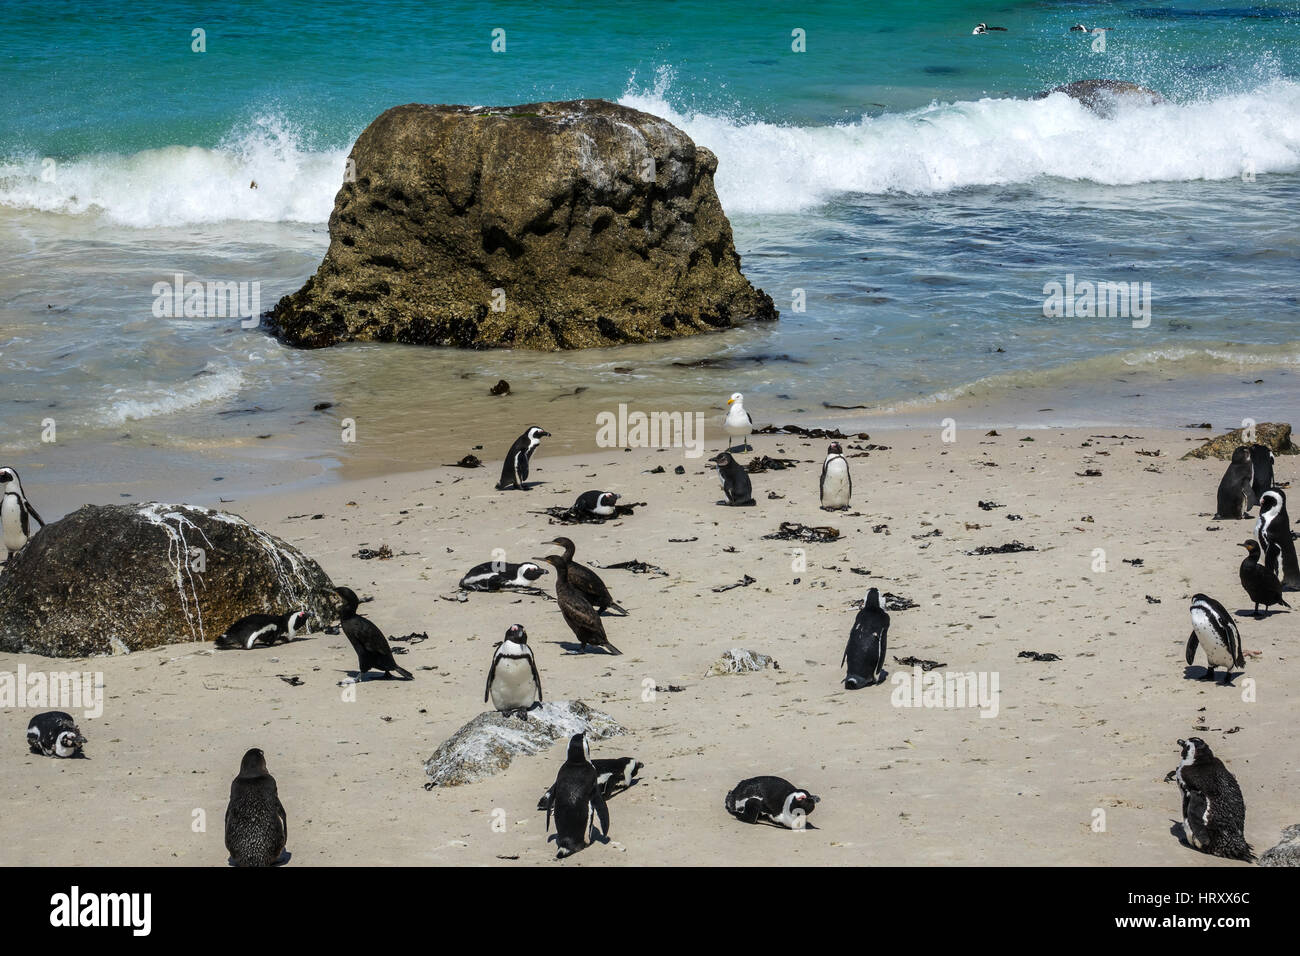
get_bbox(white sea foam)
[97,363,244,425]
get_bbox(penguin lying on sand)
[27,711,86,758]
[215,610,309,649]
[458,560,548,592]
[725,776,819,829]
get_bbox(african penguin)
[972,22,1006,34]
[496,426,549,491]
[547,537,625,614]
[335,586,413,680]
[26,711,86,758]
[843,587,889,688]
[545,733,609,859]
[458,560,548,592]
[819,442,852,511]
[711,451,754,506]
[724,392,753,451]
[1247,444,1275,508]
[1185,593,1245,684]
[1256,488,1300,589]
[0,467,45,558]
[484,624,543,718]
[1215,447,1253,519]
[1174,737,1253,862]
[1238,539,1291,617]
[540,554,622,653]
[215,609,308,650]
[538,756,643,811]
[573,490,619,517]
[224,748,288,867]
[724,776,820,829]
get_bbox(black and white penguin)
[547,537,625,615]
[0,467,45,559]
[214,609,308,650]
[711,452,754,506]
[484,624,543,718]
[724,393,753,451]
[972,22,1006,34]
[724,776,820,828]
[1185,593,1245,684]
[843,587,889,689]
[1215,447,1253,519]
[539,555,622,654]
[545,733,609,859]
[819,442,852,511]
[496,426,549,491]
[573,490,619,517]
[334,586,413,680]
[1256,488,1300,589]
[1238,539,1291,617]
[224,748,287,867]
[1247,444,1275,508]
[1174,737,1253,862]
[26,711,85,758]
[458,560,548,592]
[538,756,643,810]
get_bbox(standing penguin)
[496,426,549,491]
[334,586,413,680]
[1174,737,1253,862]
[547,537,625,614]
[1247,444,1275,508]
[1256,488,1300,589]
[0,467,45,559]
[843,587,889,688]
[711,452,754,506]
[224,748,288,867]
[26,711,86,758]
[539,756,643,810]
[540,555,621,654]
[724,776,820,828]
[724,392,753,452]
[545,733,609,859]
[1238,540,1291,617]
[484,624,543,718]
[1215,447,1254,519]
[819,442,852,511]
[215,609,309,650]
[1185,593,1245,684]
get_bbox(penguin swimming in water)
[819,441,852,511]
[1215,447,1253,519]
[224,748,287,867]
[484,624,543,718]
[547,537,626,615]
[334,586,413,680]
[1185,593,1245,684]
[724,392,753,451]
[1256,488,1300,589]
[711,452,754,506]
[1247,444,1275,508]
[215,609,309,650]
[26,711,86,758]
[1174,737,1253,862]
[572,490,619,518]
[972,22,1006,34]
[496,426,549,491]
[843,587,889,688]
[539,554,622,654]
[458,560,548,592]
[545,733,610,858]
[538,756,643,810]
[1238,539,1291,617]
[0,467,45,559]
[725,776,820,829]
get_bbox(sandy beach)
[2,424,1292,866]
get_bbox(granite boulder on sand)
[269,99,777,350]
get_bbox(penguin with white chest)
[0,467,45,560]
[215,609,308,650]
[538,756,643,810]
[1173,737,1253,862]
[843,587,889,688]
[1185,593,1245,684]
[458,560,548,592]
[545,733,610,858]
[1256,488,1300,589]
[711,452,754,506]
[27,711,86,758]
[573,490,619,518]
[819,442,852,510]
[725,776,819,829]
[484,624,543,718]
[496,426,549,491]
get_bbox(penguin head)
[285,609,308,634]
[505,624,528,645]
[789,790,819,816]
[518,562,547,582]
[1260,490,1283,514]
[1231,445,1250,463]
[595,492,619,511]
[710,452,735,467]
[0,467,19,491]
[239,748,268,776]
[1178,737,1210,765]
[863,587,882,610]
[334,586,360,616]
[973,22,987,33]
[54,730,85,757]
[526,426,550,440]
[826,442,843,456]
[1070,23,1087,31]
[566,733,589,763]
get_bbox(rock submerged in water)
[423,700,625,788]
[705,648,779,676]
[0,503,337,657]
[1035,79,1164,115]
[269,99,777,351]
[1181,422,1296,460]
[1258,824,1300,866]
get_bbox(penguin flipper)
[484,655,498,703]
[592,789,610,837]
[537,787,554,813]
[26,502,44,528]
[528,655,543,702]
[1185,632,1199,667]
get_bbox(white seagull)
[724,392,753,452]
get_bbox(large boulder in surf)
[0,503,338,657]
[268,99,777,350]
[1036,79,1164,115]
[1181,422,1297,460]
